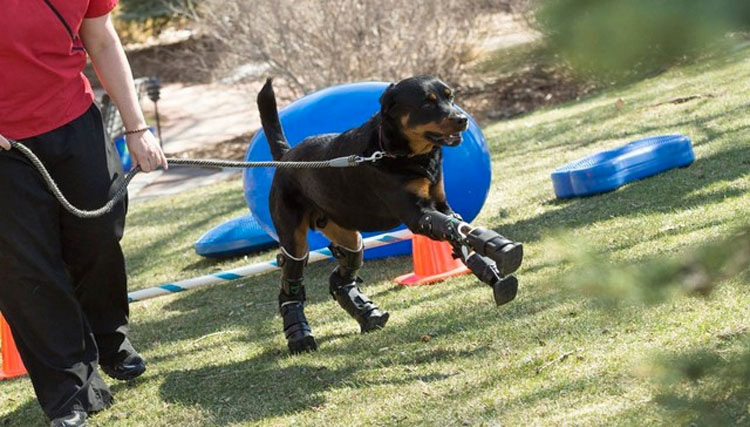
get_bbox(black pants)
[0,104,130,419]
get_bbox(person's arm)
[80,14,167,172]
[0,135,9,150]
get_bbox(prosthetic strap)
[329,242,364,281]
[417,211,463,243]
[464,252,502,286]
[465,227,514,261]
[277,247,308,305]
[280,302,314,343]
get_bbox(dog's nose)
[451,114,468,127]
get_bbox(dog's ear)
[379,83,396,114]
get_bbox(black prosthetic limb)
[418,211,523,276]
[462,251,519,306]
[464,227,523,276]
[329,244,389,333]
[277,248,317,354]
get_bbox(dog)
[258,75,522,354]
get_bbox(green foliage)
[537,0,750,81]
[117,0,196,22]
[559,227,750,306]
[114,0,199,43]
[646,336,750,424]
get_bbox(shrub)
[191,0,513,96]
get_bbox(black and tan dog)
[258,75,522,354]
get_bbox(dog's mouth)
[425,131,463,146]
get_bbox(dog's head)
[380,75,468,156]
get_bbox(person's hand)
[125,130,168,172]
[0,134,10,151]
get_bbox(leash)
[6,139,385,219]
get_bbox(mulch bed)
[173,65,598,161]
[458,65,599,125]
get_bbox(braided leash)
[6,139,384,219]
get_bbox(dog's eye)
[423,94,438,108]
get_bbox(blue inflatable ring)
[551,134,694,199]
[243,82,492,259]
[195,214,278,258]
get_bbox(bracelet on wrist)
[124,127,150,135]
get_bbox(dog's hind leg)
[320,222,390,333]
[274,208,317,354]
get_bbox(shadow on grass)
[153,294,512,425]
[146,251,623,425]
[601,333,750,425]
[130,254,484,354]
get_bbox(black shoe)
[50,409,87,427]
[100,352,146,381]
[99,336,147,381]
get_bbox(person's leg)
[0,131,112,420]
[53,105,140,372]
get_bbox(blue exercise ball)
[243,82,491,259]
[114,135,133,173]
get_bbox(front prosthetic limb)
[277,248,317,354]
[461,250,519,306]
[416,211,523,276]
[415,211,522,305]
[329,243,389,333]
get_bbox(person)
[0,1,167,426]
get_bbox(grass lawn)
[2,48,749,426]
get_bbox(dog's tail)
[257,78,289,161]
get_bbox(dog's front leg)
[412,210,523,274]
[403,207,523,305]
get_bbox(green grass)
[2,48,750,426]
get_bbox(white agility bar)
[127,229,413,303]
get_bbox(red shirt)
[0,0,118,139]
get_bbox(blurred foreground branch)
[559,226,750,306]
[536,0,750,81]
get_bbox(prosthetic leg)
[460,249,519,306]
[417,211,523,276]
[417,211,522,306]
[277,248,317,354]
[329,243,390,333]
